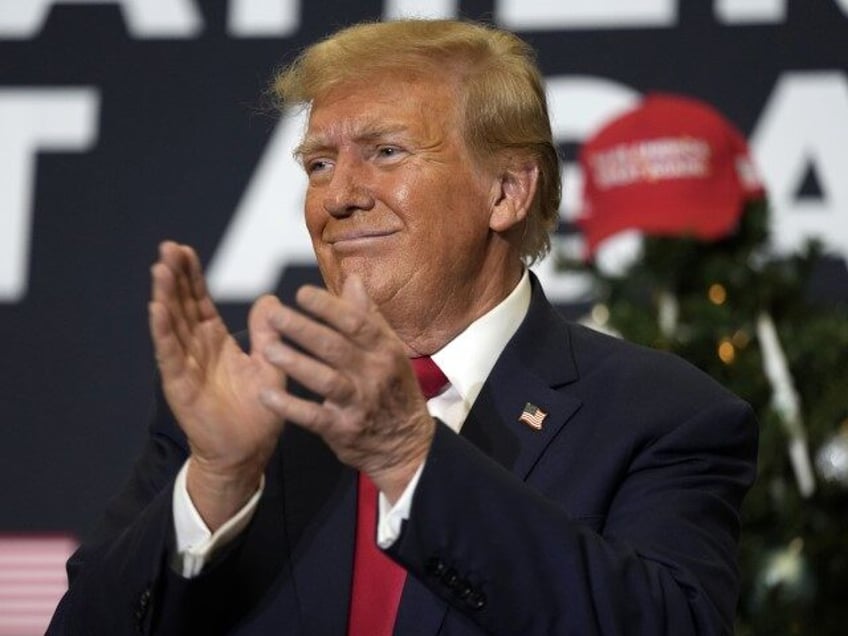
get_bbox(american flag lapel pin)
[518,402,547,430]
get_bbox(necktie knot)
[410,356,448,399]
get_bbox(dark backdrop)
[1,0,847,540]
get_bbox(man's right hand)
[148,241,285,531]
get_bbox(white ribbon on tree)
[757,311,816,497]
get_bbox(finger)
[182,244,218,322]
[148,300,186,380]
[150,243,179,308]
[294,283,383,348]
[150,259,193,355]
[153,241,220,359]
[267,302,359,369]
[259,387,334,434]
[341,274,370,313]
[342,274,395,333]
[156,240,192,286]
[175,244,217,329]
[248,294,287,376]
[153,243,195,325]
[175,247,202,329]
[263,340,355,404]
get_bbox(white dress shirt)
[173,271,531,577]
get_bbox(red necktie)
[347,357,448,636]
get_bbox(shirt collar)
[431,269,531,409]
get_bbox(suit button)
[467,591,487,610]
[135,588,151,627]
[453,579,472,599]
[426,557,446,577]
[441,567,460,588]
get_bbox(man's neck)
[393,262,525,357]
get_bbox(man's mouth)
[326,229,399,248]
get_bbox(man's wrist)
[377,461,425,548]
[371,414,435,504]
[185,456,264,532]
[174,460,265,577]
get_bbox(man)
[49,19,757,635]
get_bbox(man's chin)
[327,266,388,300]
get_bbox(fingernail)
[297,286,315,305]
[270,309,289,331]
[259,388,279,407]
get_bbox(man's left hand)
[259,275,435,503]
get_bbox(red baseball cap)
[576,93,765,256]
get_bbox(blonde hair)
[272,19,561,263]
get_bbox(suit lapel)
[397,274,582,635]
[462,272,581,479]
[461,374,580,480]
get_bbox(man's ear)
[489,160,540,233]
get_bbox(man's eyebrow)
[294,124,410,160]
[294,138,328,161]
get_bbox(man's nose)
[322,159,375,217]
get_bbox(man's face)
[299,73,508,337]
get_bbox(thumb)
[341,274,372,313]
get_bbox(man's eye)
[377,146,402,158]
[307,159,330,174]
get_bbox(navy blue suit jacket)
[49,275,757,635]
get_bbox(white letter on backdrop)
[0,88,99,302]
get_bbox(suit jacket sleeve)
[389,325,758,636]
[46,380,294,635]
[46,379,188,635]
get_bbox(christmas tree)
[569,94,848,634]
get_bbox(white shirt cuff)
[376,461,425,549]
[172,459,264,577]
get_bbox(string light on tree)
[815,420,848,488]
[708,283,727,305]
[718,336,736,364]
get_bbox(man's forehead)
[311,72,455,116]
[303,116,409,144]
[299,88,453,152]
